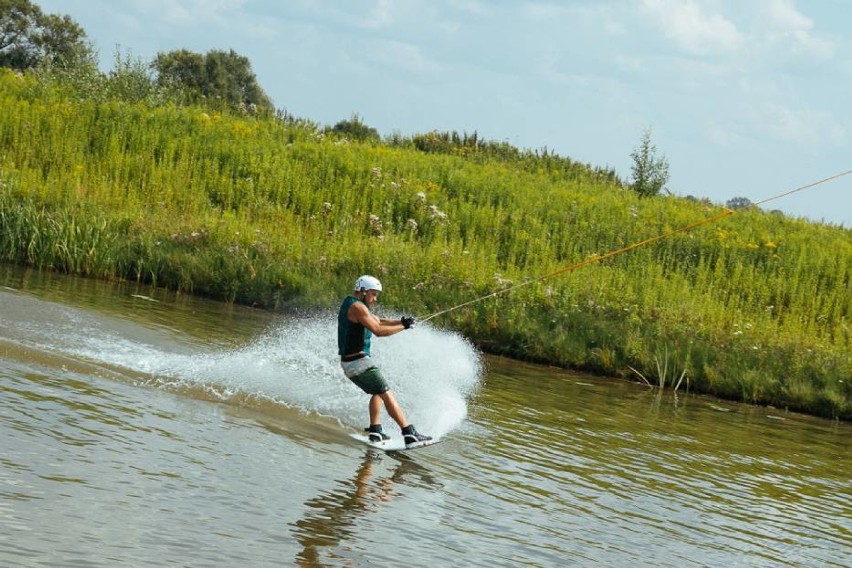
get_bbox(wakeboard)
[351,433,443,452]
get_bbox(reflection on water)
[294,450,441,566]
[2,264,851,567]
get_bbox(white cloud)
[614,54,643,73]
[764,0,811,30]
[523,3,567,21]
[702,76,846,150]
[365,39,432,75]
[757,0,834,59]
[130,0,248,26]
[758,102,845,147]
[640,0,743,55]
[704,118,749,148]
[360,0,394,29]
[455,0,491,18]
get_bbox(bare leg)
[374,390,409,429]
[369,394,382,425]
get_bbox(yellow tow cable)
[418,168,852,323]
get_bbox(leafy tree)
[629,128,669,198]
[102,48,171,103]
[726,196,753,210]
[330,113,380,142]
[0,0,92,69]
[153,48,273,113]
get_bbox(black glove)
[401,316,415,329]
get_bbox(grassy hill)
[1,68,849,419]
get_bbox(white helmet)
[354,275,383,292]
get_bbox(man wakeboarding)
[338,275,432,449]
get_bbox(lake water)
[1,265,849,567]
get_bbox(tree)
[153,48,273,113]
[331,113,380,142]
[726,196,753,211]
[629,128,670,198]
[0,0,92,70]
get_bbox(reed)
[0,67,849,419]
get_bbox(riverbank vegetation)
[1,65,849,419]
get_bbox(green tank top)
[338,296,372,356]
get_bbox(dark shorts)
[348,367,390,395]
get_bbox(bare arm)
[348,302,406,337]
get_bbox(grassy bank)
[1,68,849,419]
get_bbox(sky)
[38,0,852,226]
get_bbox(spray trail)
[2,288,483,439]
[125,315,483,437]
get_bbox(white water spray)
[6,289,484,439]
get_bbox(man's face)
[363,289,380,307]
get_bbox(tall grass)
[1,67,849,419]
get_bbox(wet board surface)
[350,433,443,452]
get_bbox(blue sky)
[39,0,852,226]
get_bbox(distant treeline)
[1,0,273,111]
